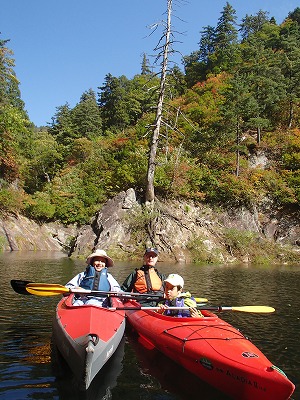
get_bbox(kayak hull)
[52,294,125,390]
[124,300,295,400]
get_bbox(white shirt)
[65,270,121,306]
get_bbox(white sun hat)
[164,273,184,288]
[86,249,114,267]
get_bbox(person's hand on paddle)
[189,307,203,318]
[157,304,168,314]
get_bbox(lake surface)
[0,251,299,400]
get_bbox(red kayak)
[124,300,295,400]
[52,294,125,390]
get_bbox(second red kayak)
[124,299,295,400]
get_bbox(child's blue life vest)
[164,296,193,318]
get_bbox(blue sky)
[1,0,299,127]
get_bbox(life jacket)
[79,266,111,292]
[134,267,163,295]
[164,294,197,318]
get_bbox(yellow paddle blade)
[231,306,275,313]
[26,283,69,296]
[195,297,208,303]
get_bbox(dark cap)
[144,247,159,256]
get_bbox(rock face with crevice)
[0,188,299,264]
[68,188,299,263]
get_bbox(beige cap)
[164,273,184,288]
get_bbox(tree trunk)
[288,99,293,129]
[235,118,240,177]
[145,0,172,205]
[257,125,261,145]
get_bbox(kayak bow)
[52,294,125,390]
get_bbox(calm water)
[0,251,299,400]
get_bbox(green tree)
[214,2,238,50]
[199,25,216,62]
[0,36,25,111]
[211,2,239,73]
[98,73,131,131]
[183,50,204,87]
[238,24,285,142]
[278,18,300,128]
[141,53,152,75]
[0,35,30,183]
[98,73,159,132]
[240,10,270,40]
[23,130,63,193]
[71,89,102,140]
[48,103,74,148]
[288,7,300,24]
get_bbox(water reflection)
[0,252,299,399]
[52,337,125,400]
[126,330,231,400]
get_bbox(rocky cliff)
[1,189,299,264]
[0,214,77,253]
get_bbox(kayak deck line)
[161,321,248,356]
[163,324,246,343]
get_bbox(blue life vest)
[79,266,111,292]
[164,297,192,318]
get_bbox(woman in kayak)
[121,247,166,306]
[65,249,121,306]
[157,273,203,318]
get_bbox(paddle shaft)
[11,280,208,303]
[108,305,275,313]
[12,281,162,299]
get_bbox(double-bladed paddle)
[10,280,273,313]
[10,280,208,303]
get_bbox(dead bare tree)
[145,0,173,206]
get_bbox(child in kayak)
[157,273,203,318]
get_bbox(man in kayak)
[65,249,121,306]
[121,247,166,306]
[157,273,203,318]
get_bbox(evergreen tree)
[239,27,285,141]
[23,130,63,193]
[98,73,158,132]
[240,10,270,41]
[287,7,300,25]
[141,53,152,75]
[199,25,216,62]
[48,103,74,149]
[0,36,25,110]
[214,2,238,50]
[0,35,30,183]
[98,73,131,131]
[183,50,204,87]
[278,18,300,128]
[209,2,240,73]
[72,89,102,140]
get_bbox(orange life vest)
[134,268,163,293]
